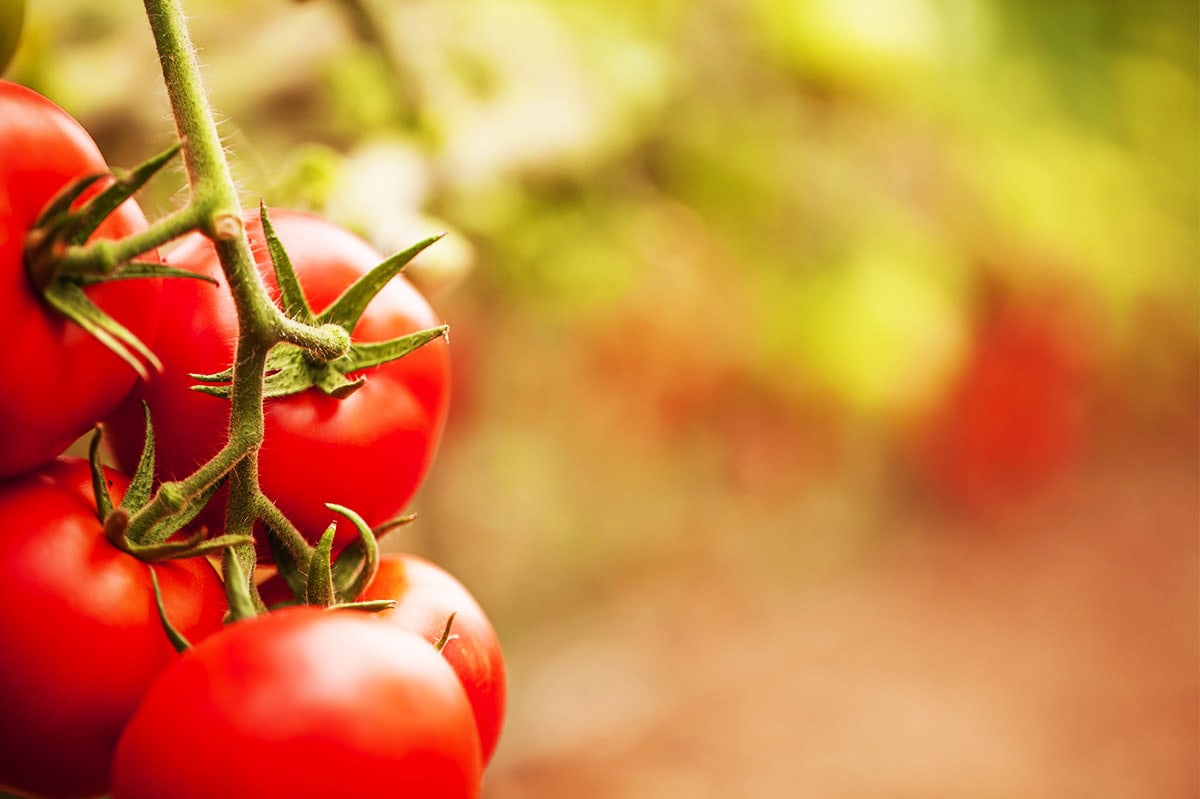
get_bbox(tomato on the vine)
[104,209,450,551]
[110,606,483,799]
[260,552,508,764]
[0,80,161,480]
[360,554,507,765]
[0,458,227,799]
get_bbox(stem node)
[211,211,243,241]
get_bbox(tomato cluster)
[0,80,504,798]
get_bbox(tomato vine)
[0,2,501,795]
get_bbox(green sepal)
[225,344,363,399]
[190,345,297,385]
[311,368,366,399]
[305,524,337,607]
[258,499,314,600]
[191,325,445,400]
[339,326,448,372]
[318,233,442,330]
[42,279,162,380]
[373,513,417,537]
[118,530,255,563]
[63,142,182,246]
[120,402,157,517]
[74,260,219,286]
[23,174,107,293]
[327,503,381,603]
[87,428,115,522]
[149,567,192,653]
[260,203,315,324]
[23,145,187,381]
[329,600,396,613]
[222,545,260,623]
[29,173,107,234]
[189,232,448,402]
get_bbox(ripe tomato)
[0,80,161,479]
[0,458,227,799]
[110,606,483,799]
[360,554,507,765]
[104,209,450,551]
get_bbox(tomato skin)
[0,80,161,479]
[110,607,483,799]
[0,458,227,799]
[360,554,507,765]
[104,209,450,551]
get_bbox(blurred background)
[10,0,1198,795]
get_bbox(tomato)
[110,606,482,799]
[360,554,507,765]
[0,80,161,479]
[104,209,450,552]
[0,458,227,799]
[256,554,506,763]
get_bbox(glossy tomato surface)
[0,80,161,479]
[361,554,507,765]
[110,606,483,799]
[0,458,227,799]
[104,209,450,551]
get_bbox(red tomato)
[110,606,483,799]
[0,458,227,799]
[0,80,161,479]
[360,554,507,765]
[104,209,450,552]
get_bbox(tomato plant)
[0,80,161,480]
[361,554,507,765]
[0,458,227,799]
[110,606,483,799]
[0,5,503,796]
[104,208,450,551]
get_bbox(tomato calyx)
[263,501,392,612]
[88,407,252,563]
[23,142,217,379]
[191,204,448,400]
[147,567,195,653]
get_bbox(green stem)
[145,0,358,365]
[135,0,365,616]
[120,435,253,544]
[135,0,290,611]
[275,318,352,360]
[57,204,208,275]
[142,0,266,317]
